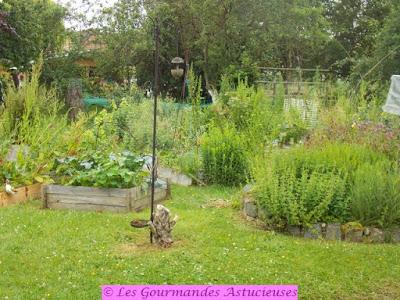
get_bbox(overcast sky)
[55,0,118,29]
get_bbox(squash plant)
[54,151,146,188]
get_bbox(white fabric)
[383,75,400,116]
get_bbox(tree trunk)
[148,204,178,248]
[66,80,83,120]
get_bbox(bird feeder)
[171,57,184,79]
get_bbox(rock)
[385,228,400,243]
[342,222,364,243]
[243,197,257,218]
[344,230,363,242]
[304,224,322,239]
[287,225,303,237]
[392,229,400,243]
[243,184,253,194]
[366,227,384,243]
[6,145,29,162]
[325,223,342,241]
[158,167,192,186]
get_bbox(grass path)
[0,185,399,299]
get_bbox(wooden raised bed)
[42,183,170,213]
[0,183,42,207]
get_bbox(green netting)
[83,96,110,108]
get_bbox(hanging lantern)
[171,57,184,79]
[383,75,400,116]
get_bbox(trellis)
[257,67,332,126]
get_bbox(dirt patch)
[201,198,231,209]
[115,239,186,255]
[351,281,400,300]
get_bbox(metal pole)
[150,17,160,244]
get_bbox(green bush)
[253,143,391,227]
[255,165,348,228]
[201,125,249,186]
[351,162,400,228]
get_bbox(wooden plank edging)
[0,183,43,207]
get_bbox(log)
[148,204,178,247]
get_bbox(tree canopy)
[1,0,399,90]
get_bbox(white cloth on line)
[383,75,400,116]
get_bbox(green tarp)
[83,96,110,109]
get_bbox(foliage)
[95,0,144,84]
[323,0,392,77]
[54,151,145,189]
[351,162,400,229]
[0,58,69,187]
[201,125,249,186]
[253,143,391,227]
[0,0,66,68]
[256,164,348,228]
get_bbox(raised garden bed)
[0,183,42,207]
[42,182,170,213]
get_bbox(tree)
[95,0,144,84]
[323,0,392,77]
[354,1,400,82]
[0,0,66,68]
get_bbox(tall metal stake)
[150,17,160,244]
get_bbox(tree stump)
[66,79,83,120]
[149,204,177,247]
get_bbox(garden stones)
[6,145,29,162]
[325,223,341,241]
[304,223,323,239]
[243,197,258,218]
[363,227,385,243]
[242,184,258,219]
[392,229,400,243]
[287,225,303,237]
[342,222,364,243]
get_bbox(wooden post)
[66,79,83,120]
[148,204,178,247]
[181,48,189,99]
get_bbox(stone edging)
[241,185,400,244]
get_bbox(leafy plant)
[351,162,400,228]
[255,165,348,228]
[253,143,390,227]
[201,125,249,186]
[54,151,145,189]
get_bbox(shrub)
[253,143,390,227]
[351,162,400,228]
[201,125,249,186]
[255,165,348,228]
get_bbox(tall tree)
[323,0,392,77]
[0,0,66,67]
[95,0,144,84]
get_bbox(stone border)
[241,185,400,244]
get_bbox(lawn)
[0,185,399,299]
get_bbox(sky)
[55,0,118,29]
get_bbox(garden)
[1,0,400,299]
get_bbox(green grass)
[0,185,399,299]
